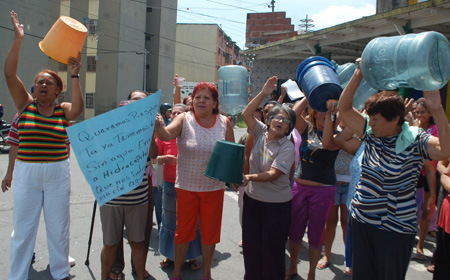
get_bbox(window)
[87,56,96,72]
[85,93,94,108]
[88,19,98,35]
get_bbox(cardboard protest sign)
[67,91,161,206]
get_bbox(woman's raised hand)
[404,97,415,113]
[420,90,442,114]
[68,52,82,76]
[173,74,180,88]
[326,99,339,113]
[155,113,165,128]
[10,11,24,40]
[261,76,278,96]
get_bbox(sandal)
[160,258,174,268]
[316,259,329,270]
[411,253,426,261]
[131,269,151,280]
[427,264,435,273]
[285,271,298,280]
[344,267,352,276]
[108,271,125,280]
[188,259,201,271]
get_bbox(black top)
[295,124,340,185]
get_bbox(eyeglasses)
[272,115,291,124]
[35,79,56,87]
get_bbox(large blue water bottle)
[361,31,450,91]
[336,63,378,110]
[217,66,249,116]
[296,56,342,112]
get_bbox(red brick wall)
[246,12,297,46]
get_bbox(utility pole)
[268,0,275,12]
[299,14,314,33]
[136,49,149,90]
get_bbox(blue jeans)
[153,187,162,230]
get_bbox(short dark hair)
[365,91,405,126]
[263,100,280,109]
[266,104,297,136]
[127,90,150,100]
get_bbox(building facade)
[0,0,177,122]
[174,23,250,85]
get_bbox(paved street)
[0,128,437,279]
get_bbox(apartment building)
[0,0,177,121]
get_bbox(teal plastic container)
[204,140,245,184]
[296,56,342,112]
[361,31,450,91]
[218,66,249,116]
[336,63,378,110]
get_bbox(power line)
[2,1,249,67]
[204,0,259,12]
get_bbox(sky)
[177,0,377,50]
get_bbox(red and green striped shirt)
[17,101,69,162]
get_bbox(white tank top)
[176,112,228,192]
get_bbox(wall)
[246,12,297,48]
[0,1,51,123]
[250,59,299,99]
[174,24,217,83]
[146,0,178,105]
[376,0,410,13]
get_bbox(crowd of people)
[2,9,450,280]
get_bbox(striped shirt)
[351,121,432,234]
[5,113,20,146]
[106,157,150,206]
[7,112,70,146]
[17,102,69,162]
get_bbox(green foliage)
[235,113,247,128]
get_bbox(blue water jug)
[336,63,378,110]
[361,31,450,91]
[218,66,249,116]
[296,56,342,112]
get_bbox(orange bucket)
[39,16,87,64]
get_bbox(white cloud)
[308,4,376,31]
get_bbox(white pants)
[8,159,71,280]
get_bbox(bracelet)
[71,74,80,78]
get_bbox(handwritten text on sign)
[66,91,161,206]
